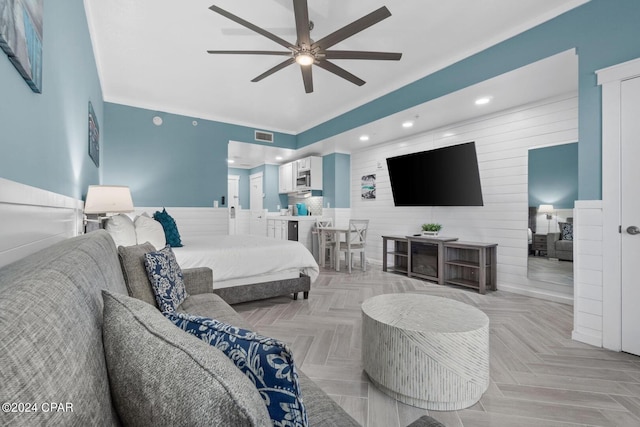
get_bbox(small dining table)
[316,226,350,271]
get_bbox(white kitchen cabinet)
[267,218,288,240]
[278,162,296,193]
[296,156,323,191]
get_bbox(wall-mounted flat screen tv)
[386,141,483,206]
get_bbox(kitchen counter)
[266,215,320,221]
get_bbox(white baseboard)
[571,330,603,348]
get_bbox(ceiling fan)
[207,1,402,93]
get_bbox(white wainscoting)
[135,207,229,238]
[0,178,84,269]
[350,93,578,303]
[572,201,604,347]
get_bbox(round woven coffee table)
[362,293,489,410]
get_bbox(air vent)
[255,130,274,143]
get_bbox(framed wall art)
[88,101,100,167]
[0,0,43,93]
[361,174,376,200]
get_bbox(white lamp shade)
[538,204,554,214]
[84,185,134,214]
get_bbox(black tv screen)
[386,142,484,206]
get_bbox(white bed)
[174,233,319,289]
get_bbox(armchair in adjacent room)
[547,220,574,261]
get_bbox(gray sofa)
[0,231,442,426]
[547,232,573,261]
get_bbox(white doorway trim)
[597,56,640,351]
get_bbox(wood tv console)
[382,235,497,294]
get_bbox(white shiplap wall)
[350,93,578,301]
[0,178,84,268]
[572,201,603,346]
[135,207,229,238]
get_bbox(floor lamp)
[538,204,554,234]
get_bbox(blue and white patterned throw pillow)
[165,312,308,427]
[144,246,188,313]
[560,222,573,241]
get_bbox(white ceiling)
[228,49,578,168]
[85,0,587,137]
[85,0,588,167]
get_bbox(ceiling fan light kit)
[207,1,402,93]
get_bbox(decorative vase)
[422,231,439,237]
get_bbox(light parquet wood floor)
[233,266,640,427]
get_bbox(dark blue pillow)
[144,246,188,313]
[165,312,308,426]
[153,208,183,247]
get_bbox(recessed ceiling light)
[275,156,283,161]
[360,135,370,142]
[227,159,235,164]
[443,132,455,137]
[402,121,414,128]
[475,97,492,105]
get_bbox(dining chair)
[315,218,335,268]
[338,219,369,273]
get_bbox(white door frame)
[598,56,640,351]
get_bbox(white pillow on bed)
[134,213,166,250]
[105,214,137,247]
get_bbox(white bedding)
[172,234,319,285]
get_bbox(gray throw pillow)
[117,242,157,307]
[102,291,271,427]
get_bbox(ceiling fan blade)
[207,50,292,56]
[324,50,402,61]
[313,6,391,51]
[293,0,311,47]
[251,57,296,82]
[301,64,313,93]
[315,60,365,86]
[209,5,296,51]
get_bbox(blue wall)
[102,103,296,207]
[0,0,102,200]
[322,153,351,208]
[228,167,250,208]
[297,0,640,201]
[246,164,281,212]
[529,143,579,209]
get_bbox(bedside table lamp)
[84,185,134,231]
[538,204,554,234]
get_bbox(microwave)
[296,170,311,189]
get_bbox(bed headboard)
[134,207,229,238]
[0,178,84,268]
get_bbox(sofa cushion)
[104,213,137,247]
[177,293,253,329]
[144,246,188,313]
[102,291,271,427]
[165,311,308,426]
[0,231,127,426]
[153,208,183,247]
[556,239,573,252]
[118,242,158,307]
[134,213,166,250]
